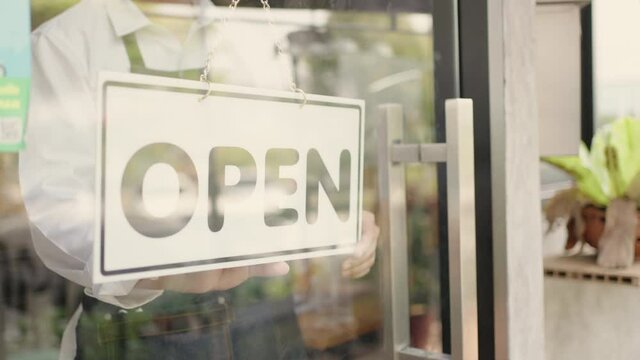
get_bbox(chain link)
[259,0,306,101]
[200,0,240,84]
[200,0,306,105]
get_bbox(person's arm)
[20,29,291,307]
[19,29,164,308]
[138,211,380,292]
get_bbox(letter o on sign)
[121,143,198,238]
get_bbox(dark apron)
[74,32,307,360]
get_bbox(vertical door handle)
[377,99,477,360]
[445,99,478,360]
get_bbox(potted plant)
[543,117,640,268]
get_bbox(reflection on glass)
[0,1,440,359]
[283,7,440,352]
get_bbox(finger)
[344,229,378,270]
[342,254,376,279]
[342,253,376,279]
[249,262,290,277]
[362,210,375,224]
[364,221,381,240]
[343,242,376,271]
[360,217,380,245]
[346,211,379,259]
[351,226,379,259]
[214,267,250,290]
[347,266,372,279]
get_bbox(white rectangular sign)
[94,72,364,283]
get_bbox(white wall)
[545,278,640,360]
[593,0,640,123]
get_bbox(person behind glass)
[19,0,379,359]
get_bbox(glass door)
[0,1,475,359]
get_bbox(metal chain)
[259,0,306,103]
[200,0,240,85]
[200,0,306,105]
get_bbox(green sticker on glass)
[0,0,31,152]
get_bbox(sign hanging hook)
[289,82,308,107]
[198,52,214,102]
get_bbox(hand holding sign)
[342,211,379,279]
[138,211,379,292]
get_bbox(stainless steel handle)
[445,99,478,360]
[377,99,477,360]
[378,104,411,358]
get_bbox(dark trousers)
[75,291,309,360]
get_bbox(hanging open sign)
[93,72,364,283]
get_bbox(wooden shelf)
[544,255,640,286]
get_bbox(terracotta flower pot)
[566,204,640,258]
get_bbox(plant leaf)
[608,117,640,197]
[627,172,640,205]
[542,147,609,206]
[589,128,613,197]
[542,117,640,206]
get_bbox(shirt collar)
[194,0,216,28]
[106,0,216,38]
[106,0,151,37]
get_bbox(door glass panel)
[0,1,444,358]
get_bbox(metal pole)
[445,99,478,360]
[377,104,411,360]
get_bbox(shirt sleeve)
[19,29,162,309]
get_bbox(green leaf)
[542,117,640,205]
[608,117,640,197]
[627,172,640,204]
[542,147,609,206]
[589,128,612,197]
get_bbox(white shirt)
[19,0,221,357]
